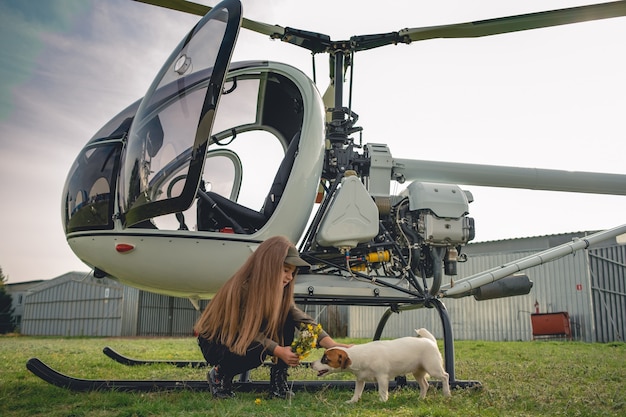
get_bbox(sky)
[1,0,625,284]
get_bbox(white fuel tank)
[316,173,379,249]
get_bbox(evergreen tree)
[0,266,15,334]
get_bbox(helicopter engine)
[310,169,475,295]
[390,181,475,281]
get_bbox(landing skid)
[103,346,312,369]
[27,297,481,393]
[97,346,478,391]
[28,357,442,393]
[103,346,208,368]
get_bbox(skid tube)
[26,357,426,393]
[104,298,481,390]
[103,346,209,368]
[103,346,313,369]
[27,296,480,393]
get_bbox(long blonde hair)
[194,236,296,356]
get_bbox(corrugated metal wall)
[350,250,595,341]
[298,304,348,337]
[348,243,625,343]
[20,272,208,337]
[120,286,140,336]
[22,275,124,336]
[447,250,594,342]
[589,246,626,342]
[136,292,208,336]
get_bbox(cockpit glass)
[63,142,121,232]
[211,77,259,132]
[212,130,283,211]
[118,0,241,227]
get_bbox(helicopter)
[45,0,626,390]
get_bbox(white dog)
[311,328,451,403]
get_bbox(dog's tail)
[415,328,436,343]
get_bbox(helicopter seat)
[198,190,267,233]
[197,131,300,234]
[261,131,299,219]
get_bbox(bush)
[0,266,15,334]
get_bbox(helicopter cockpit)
[63,61,324,236]
[137,68,311,235]
[63,0,324,245]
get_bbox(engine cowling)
[391,181,475,280]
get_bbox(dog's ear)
[339,352,352,369]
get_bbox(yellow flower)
[255,398,262,405]
[291,323,323,361]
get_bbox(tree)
[0,266,15,334]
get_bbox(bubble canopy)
[119,0,241,227]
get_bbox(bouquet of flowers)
[291,323,323,360]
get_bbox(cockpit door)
[119,0,241,226]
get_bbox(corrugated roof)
[25,271,121,294]
[465,230,610,255]
[471,230,601,245]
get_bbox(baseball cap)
[285,246,311,267]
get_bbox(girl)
[195,235,350,399]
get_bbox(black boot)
[208,366,235,399]
[269,364,294,399]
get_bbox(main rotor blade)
[392,159,626,196]
[400,1,626,43]
[135,1,626,54]
[134,0,285,37]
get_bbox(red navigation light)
[115,243,135,253]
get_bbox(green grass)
[1,335,624,416]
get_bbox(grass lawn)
[0,335,624,416]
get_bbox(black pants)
[197,314,296,378]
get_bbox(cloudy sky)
[1,0,625,283]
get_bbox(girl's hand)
[273,345,300,367]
